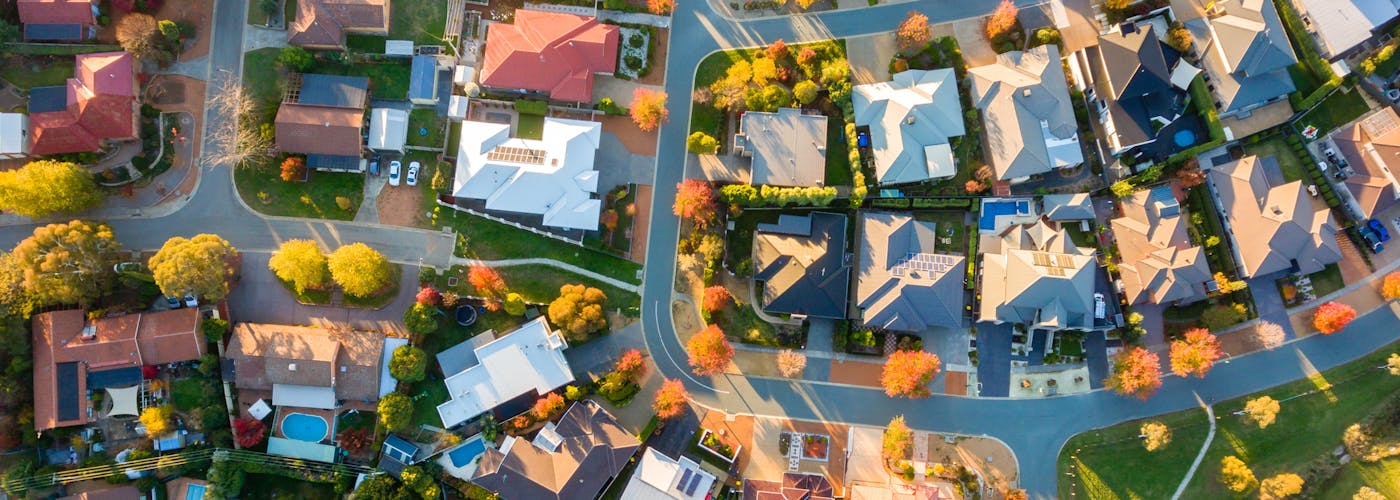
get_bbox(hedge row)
[868,197,973,209]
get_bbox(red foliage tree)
[279,156,305,182]
[880,350,941,398]
[416,286,442,306]
[686,324,734,376]
[653,379,689,419]
[1313,301,1357,335]
[630,88,669,132]
[964,180,985,194]
[766,39,790,61]
[530,392,566,421]
[1169,328,1222,378]
[336,427,372,454]
[1177,160,1206,188]
[467,265,508,311]
[615,348,647,382]
[796,47,818,67]
[233,417,267,448]
[674,180,718,229]
[1106,347,1162,400]
[896,11,931,50]
[702,286,734,314]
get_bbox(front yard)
[437,208,642,285]
[234,161,365,220]
[434,264,640,315]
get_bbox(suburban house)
[621,448,717,500]
[0,114,29,159]
[1179,0,1298,119]
[471,400,640,500]
[734,107,829,186]
[1111,185,1214,305]
[28,51,138,156]
[969,45,1084,183]
[436,317,573,429]
[1330,107,1400,218]
[743,473,836,500]
[368,108,409,154]
[409,55,441,106]
[1041,193,1096,221]
[17,0,97,41]
[855,212,967,331]
[852,69,966,185]
[58,485,143,500]
[33,308,204,432]
[165,478,209,500]
[1087,24,1191,156]
[450,118,603,231]
[274,74,369,172]
[1289,0,1399,62]
[978,217,1102,330]
[479,9,619,102]
[752,212,851,319]
[1207,155,1342,278]
[287,0,389,50]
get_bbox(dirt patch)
[146,75,205,160]
[100,1,214,62]
[599,114,658,156]
[629,185,652,263]
[828,358,884,388]
[638,28,668,86]
[377,183,424,227]
[672,299,703,343]
[925,434,1019,492]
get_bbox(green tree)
[504,293,526,316]
[402,303,439,335]
[268,239,329,294]
[687,132,720,154]
[157,19,180,41]
[793,80,819,105]
[0,20,20,44]
[149,234,238,302]
[378,392,413,432]
[202,318,229,342]
[277,46,314,72]
[258,0,278,16]
[548,284,608,340]
[0,160,103,218]
[389,345,427,382]
[14,220,119,307]
[1110,180,1136,198]
[327,243,392,297]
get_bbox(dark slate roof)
[87,367,141,390]
[1093,26,1187,147]
[24,24,83,41]
[472,401,640,500]
[409,55,438,101]
[382,434,419,464]
[752,212,851,319]
[29,86,69,113]
[298,74,369,108]
[56,362,79,422]
[306,154,362,171]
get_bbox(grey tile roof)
[1332,108,1400,217]
[472,401,640,500]
[969,45,1084,181]
[978,217,1098,329]
[856,212,966,331]
[853,69,965,185]
[738,107,829,186]
[1091,26,1187,148]
[1042,193,1095,220]
[1207,155,1342,277]
[1188,0,1297,113]
[297,74,370,108]
[753,212,851,319]
[1111,186,1212,304]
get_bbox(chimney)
[1271,205,1282,215]
[905,116,916,125]
[289,363,297,371]
[1022,88,1032,98]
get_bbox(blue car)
[1368,219,1390,242]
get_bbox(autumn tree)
[687,324,734,375]
[1004,490,1028,500]
[616,349,647,382]
[0,160,102,218]
[140,405,175,437]
[630,88,669,132]
[268,239,328,294]
[1106,347,1162,400]
[547,284,608,340]
[1213,272,1248,293]
[1170,328,1222,378]
[232,418,266,448]
[674,180,718,228]
[793,80,819,105]
[1313,301,1357,335]
[880,350,941,399]
[416,287,441,306]
[1383,272,1400,300]
[1254,321,1287,350]
[896,11,931,50]
[1103,0,1129,10]
[389,345,427,383]
[504,293,526,316]
[1141,421,1171,451]
[378,393,414,432]
[467,265,507,310]
[1259,473,1304,499]
[882,415,912,461]
[653,379,689,419]
[279,156,305,182]
[1344,423,1372,457]
[1219,456,1257,493]
[14,220,119,307]
[986,0,1019,40]
[530,392,565,420]
[335,427,371,454]
[149,234,238,302]
[766,39,789,60]
[702,286,734,314]
[777,349,807,377]
[1177,162,1206,188]
[796,47,818,67]
[204,76,272,169]
[965,180,986,194]
[1355,487,1386,500]
[1388,353,1400,375]
[646,0,674,15]
[1244,396,1280,429]
[403,303,439,335]
[687,132,720,154]
[116,13,170,62]
[1167,26,1193,53]
[328,243,392,297]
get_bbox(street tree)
[389,345,427,382]
[1254,321,1287,350]
[548,284,608,340]
[327,243,392,298]
[149,234,238,302]
[204,76,272,169]
[268,239,328,294]
[1244,396,1280,429]
[1169,328,1222,378]
[882,415,912,461]
[1141,421,1171,451]
[985,0,1019,41]
[881,350,941,399]
[0,160,102,218]
[653,379,689,419]
[1313,301,1357,335]
[14,220,119,307]
[1219,456,1256,493]
[1259,473,1304,499]
[1383,272,1400,300]
[896,11,931,50]
[674,180,718,228]
[616,349,647,382]
[116,13,170,62]
[686,324,734,375]
[646,0,674,15]
[777,350,807,377]
[630,89,669,132]
[377,393,413,432]
[1106,347,1162,400]
[402,303,439,335]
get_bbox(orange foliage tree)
[986,0,1019,40]
[1169,328,1222,378]
[530,392,565,421]
[880,350,941,399]
[1382,272,1400,301]
[702,285,734,314]
[767,39,789,60]
[686,324,734,375]
[630,88,669,132]
[1313,301,1357,335]
[1106,347,1162,399]
[674,180,718,228]
[896,11,931,51]
[965,180,986,194]
[646,0,675,15]
[615,348,647,382]
[279,156,305,182]
[653,378,689,419]
[467,265,507,310]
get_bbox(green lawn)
[389,0,447,45]
[824,114,853,186]
[437,264,640,315]
[407,108,446,148]
[724,209,783,273]
[240,473,336,500]
[242,48,286,121]
[409,376,449,428]
[247,0,271,26]
[1307,263,1344,298]
[1243,135,1308,183]
[1058,407,1211,499]
[1297,88,1372,135]
[234,161,365,220]
[346,34,387,54]
[713,301,781,346]
[1287,63,1322,97]
[440,210,641,284]
[447,121,463,154]
[1,60,75,90]
[314,61,412,100]
[1318,456,1400,498]
[516,113,545,140]
[912,211,969,255]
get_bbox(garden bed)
[698,429,740,464]
[616,26,651,79]
[846,329,884,356]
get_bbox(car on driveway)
[1093,293,1106,319]
[1362,227,1386,254]
[183,294,198,308]
[1369,219,1390,242]
[165,295,182,309]
[389,160,402,186]
[407,161,419,186]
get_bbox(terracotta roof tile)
[287,0,388,49]
[479,10,618,102]
[275,103,364,156]
[29,52,136,155]
[18,0,95,26]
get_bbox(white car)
[388,160,402,186]
[1093,293,1107,320]
[183,294,198,308]
[407,161,420,186]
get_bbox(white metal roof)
[448,95,469,121]
[436,317,574,428]
[454,65,475,85]
[622,448,717,500]
[451,117,603,230]
[386,40,415,56]
[369,108,409,152]
[0,113,27,155]
[267,437,337,462]
[379,337,409,399]
[272,384,337,409]
[1296,0,1400,58]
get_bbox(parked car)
[407,161,420,186]
[368,158,380,176]
[1093,293,1106,320]
[1370,219,1391,242]
[183,294,198,308]
[165,295,182,309]
[389,160,402,186]
[1362,228,1386,254]
[1317,161,1328,172]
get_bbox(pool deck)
[275,407,337,444]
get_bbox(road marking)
[649,300,727,393]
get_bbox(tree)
[653,379,689,419]
[0,19,19,45]
[751,57,778,86]
[328,243,392,297]
[687,132,720,154]
[1106,347,1162,400]
[880,350,941,398]
[896,11,931,50]
[630,88,669,132]
[14,220,119,307]
[402,465,440,499]
[548,284,609,340]
[702,286,734,314]
[1205,235,1222,248]
[1259,473,1304,499]
[258,0,279,16]
[985,0,1019,40]
[1243,396,1280,429]
[268,239,328,294]
[1214,272,1248,293]
[232,417,266,448]
[204,76,272,169]
[1344,423,1373,458]
[0,160,102,218]
[793,80,819,105]
[1177,162,1206,188]
[1167,26,1193,53]
[687,324,734,375]
[1110,180,1136,198]
[402,303,439,335]
[745,84,793,112]
[378,393,414,432]
[158,19,180,41]
[1355,487,1386,500]
[1313,301,1357,335]
[1383,272,1400,300]
[336,427,371,454]
[674,180,718,228]
[279,156,305,182]
[277,46,314,72]
[203,318,229,343]
[504,293,527,316]
[116,13,169,61]
[766,39,789,60]
[140,405,175,437]
[389,345,428,382]
[616,349,647,382]
[882,416,912,461]
[415,287,441,306]
[149,234,237,302]
[1005,491,1028,500]
[1388,353,1400,375]
[646,0,675,15]
[965,180,987,194]
[355,476,402,499]
[467,265,508,310]
[530,393,565,420]
[1103,0,1129,9]
[1219,456,1257,493]
[797,47,818,67]
[777,349,807,377]
[1255,321,1287,350]
[1170,328,1222,378]
[1141,421,1171,451]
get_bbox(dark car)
[1362,228,1386,254]
[1369,219,1391,242]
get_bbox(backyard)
[516,113,545,140]
[389,0,448,45]
[240,473,338,499]
[0,58,74,90]
[1242,134,1309,183]
[1296,87,1371,136]
[912,210,970,255]
[407,108,447,148]
[313,60,412,100]
[233,160,365,220]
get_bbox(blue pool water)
[281,413,328,443]
[185,484,206,500]
[448,438,487,468]
[1174,129,1197,148]
[978,200,1031,231]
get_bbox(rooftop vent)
[1022,88,1032,98]
[81,325,96,340]
[289,363,297,371]
[905,116,916,125]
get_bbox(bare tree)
[202,76,272,169]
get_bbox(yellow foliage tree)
[140,405,175,438]
[148,234,238,302]
[268,239,328,294]
[327,243,392,298]
[0,160,102,218]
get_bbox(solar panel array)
[891,252,959,278]
[486,146,547,165]
[1029,252,1078,277]
[682,468,702,496]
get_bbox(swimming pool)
[281,413,328,443]
[978,200,1031,231]
[1174,129,1197,148]
[185,484,206,500]
[448,438,486,468]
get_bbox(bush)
[629,33,644,48]
[625,55,643,70]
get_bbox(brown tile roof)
[1333,107,1400,218]
[1207,155,1342,277]
[226,323,385,403]
[743,473,836,500]
[274,103,364,156]
[58,485,143,500]
[287,0,388,49]
[1111,186,1212,305]
[472,400,640,499]
[33,308,203,431]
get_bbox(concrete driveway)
[227,252,419,334]
[847,33,896,85]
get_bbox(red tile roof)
[479,10,619,102]
[18,0,95,26]
[29,51,137,155]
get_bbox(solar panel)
[679,468,692,490]
[890,252,958,277]
[683,470,702,496]
[486,146,547,165]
